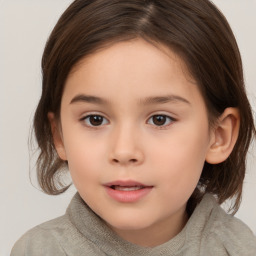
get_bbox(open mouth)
[104,181,153,202]
[110,185,145,191]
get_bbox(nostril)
[111,158,138,164]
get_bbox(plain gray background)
[1,0,256,255]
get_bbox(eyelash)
[80,114,176,128]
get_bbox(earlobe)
[206,108,240,164]
[47,112,67,161]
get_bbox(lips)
[104,180,153,203]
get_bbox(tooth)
[114,186,143,191]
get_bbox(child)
[11,0,256,255]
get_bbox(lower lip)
[104,186,153,203]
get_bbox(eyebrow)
[70,94,108,105]
[140,95,191,105]
[70,94,191,106]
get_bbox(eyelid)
[79,111,108,120]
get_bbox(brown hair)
[33,0,255,214]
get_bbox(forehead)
[71,39,193,78]
[63,38,201,106]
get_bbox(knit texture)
[11,193,256,255]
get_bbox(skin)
[49,38,240,247]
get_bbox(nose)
[109,124,144,166]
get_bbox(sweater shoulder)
[11,215,68,256]
[202,204,256,256]
[11,214,107,256]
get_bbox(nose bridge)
[109,121,144,165]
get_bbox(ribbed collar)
[63,192,216,255]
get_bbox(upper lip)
[103,180,152,188]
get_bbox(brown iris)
[152,115,167,126]
[89,115,104,126]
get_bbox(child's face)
[55,39,214,245]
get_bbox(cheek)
[150,124,209,191]
[62,130,108,184]
[151,146,205,208]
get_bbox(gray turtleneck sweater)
[11,193,256,255]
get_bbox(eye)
[81,115,109,127]
[147,114,174,127]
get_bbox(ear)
[206,108,240,164]
[48,112,67,161]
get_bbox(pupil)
[90,115,103,126]
[153,115,166,126]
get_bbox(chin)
[105,214,156,231]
